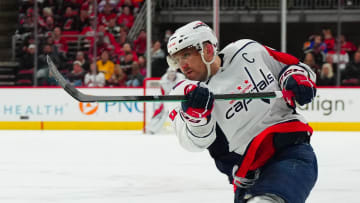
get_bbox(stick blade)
[47,55,89,102]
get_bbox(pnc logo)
[79,102,99,115]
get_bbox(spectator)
[19,0,36,15]
[42,16,55,35]
[107,64,127,86]
[117,6,134,29]
[42,0,59,15]
[44,35,65,60]
[38,44,61,71]
[16,43,36,85]
[80,0,96,16]
[339,35,357,55]
[75,51,90,72]
[98,24,120,51]
[98,0,118,12]
[84,63,106,87]
[37,44,62,86]
[118,42,139,65]
[133,29,146,56]
[322,28,335,52]
[97,3,117,26]
[317,63,336,86]
[151,40,165,60]
[342,51,360,86]
[42,7,53,19]
[304,52,321,78]
[62,0,82,12]
[326,50,349,72]
[88,32,112,59]
[151,40,167,77]
[116,0,139,13]
[67,60,85,86]
[52,27,69,54]
[120,53,134,74]
[80,15,97,47]
[74,8,90,31]
[304,34,327,66]
[107,17,121,37]
[126,61,144,87]
[324,53,338,74]
[96,50,115,81]
[20,43,36,71]
[116,25,129,47]
[61,6,77,31]
[163,29,173,53]
[138,55,146,76]
[20,34,35,58]
[18,8,36,34]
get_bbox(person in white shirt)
[166,21,317,203]
[84,63,106,87]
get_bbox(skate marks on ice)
[0,130,232,203]
[0,130,359,202]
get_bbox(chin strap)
[199,44,217,81]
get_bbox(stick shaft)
[47,56,283,102]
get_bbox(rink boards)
[0,87,359,131]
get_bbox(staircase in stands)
[0,0,19,86]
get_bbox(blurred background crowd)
[15,0,170,87]
[302,29,360,86]
[8,0,360,87]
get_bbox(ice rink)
[0,130,359,203]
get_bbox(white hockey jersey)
[169,39,315,157]
[160,72,185,95]
[145,71,185,134]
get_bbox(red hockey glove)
[283,74,316,108]
[181,84,214,118]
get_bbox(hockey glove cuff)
[283,74,316,107]
[279,64,317,108]
[181,84,214,119]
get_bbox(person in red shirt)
[133,29,146,56]
[80,15,97,48]
[97,24,120,52]
[339,35,357,54]
[52,27,68,53]
[122,42,138,62]
[116,0,140,13]
[117,6,134,29]
[97,3,117,26]
[322,28,335,52]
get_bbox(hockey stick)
[47,56,283,102]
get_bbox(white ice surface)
[0,130,358,203]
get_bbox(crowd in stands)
[16,0,170,87]
[302,28,360,86]
[15,0,360,87]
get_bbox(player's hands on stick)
[181,84,214,118]
[283,74,316,108]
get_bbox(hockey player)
[166,21,317,203]
[145,66,185,134]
